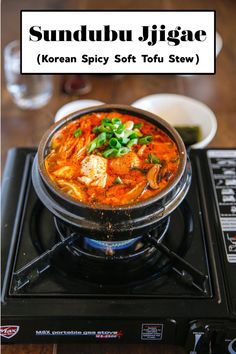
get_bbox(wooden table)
[1,0,236,353]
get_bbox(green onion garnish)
[133,128,143,137]
[116,124,125,134]
[73,128,82,138]
[139,136,153,145]
[129,132,138,139]
[148,153,161,164]
[112,118,121,125]
[132,167,148,174]
[116,147,130,156]
[87,141,97,153]
[109,138,121,149]
[134,123,143,129]
[103,148,117,158]
[96,132,107,147]
[114,177,122,184]
[92,126,100,134]
[123,130,134,138]
[127,138,138,148]
[117,136,129,145]
[102,122,113,131]
[87,132,107,153]
[90,117,153,158]
[102,117,111,124]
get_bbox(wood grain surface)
[1,0,236,353]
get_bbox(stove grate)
[11,203,208,295]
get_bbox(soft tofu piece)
[79,155,107,187]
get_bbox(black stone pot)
[32,104,192,241]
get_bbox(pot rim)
[37,104,187,211]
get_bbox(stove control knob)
[185,321,211,354]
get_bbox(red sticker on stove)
[0,325,20,339]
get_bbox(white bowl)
[216,32,223,57]
[54,99,104,122]
[132,94,217,148]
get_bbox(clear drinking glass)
[4,40,53,109]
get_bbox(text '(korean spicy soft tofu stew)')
[45,112,180,206]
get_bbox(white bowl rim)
[132,93,217,149]
[54,99,104,122]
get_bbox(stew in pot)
[45,112,180,206]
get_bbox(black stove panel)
[196,149,236,317]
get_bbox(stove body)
[1,148,236,353]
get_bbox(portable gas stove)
[1,147,236,353]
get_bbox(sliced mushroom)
[158,164,168,183]
[147,164,161,189]
[120,181,148,204]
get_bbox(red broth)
[45,112,180,206]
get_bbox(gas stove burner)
[83,217,170,256]
[51,217,172,287]
[83,237,141,252]
[10,194,197,292]
[31,206,196,289]
[54,216,170,259]
[10,186,204,293]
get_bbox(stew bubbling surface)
[45,112,180,206]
